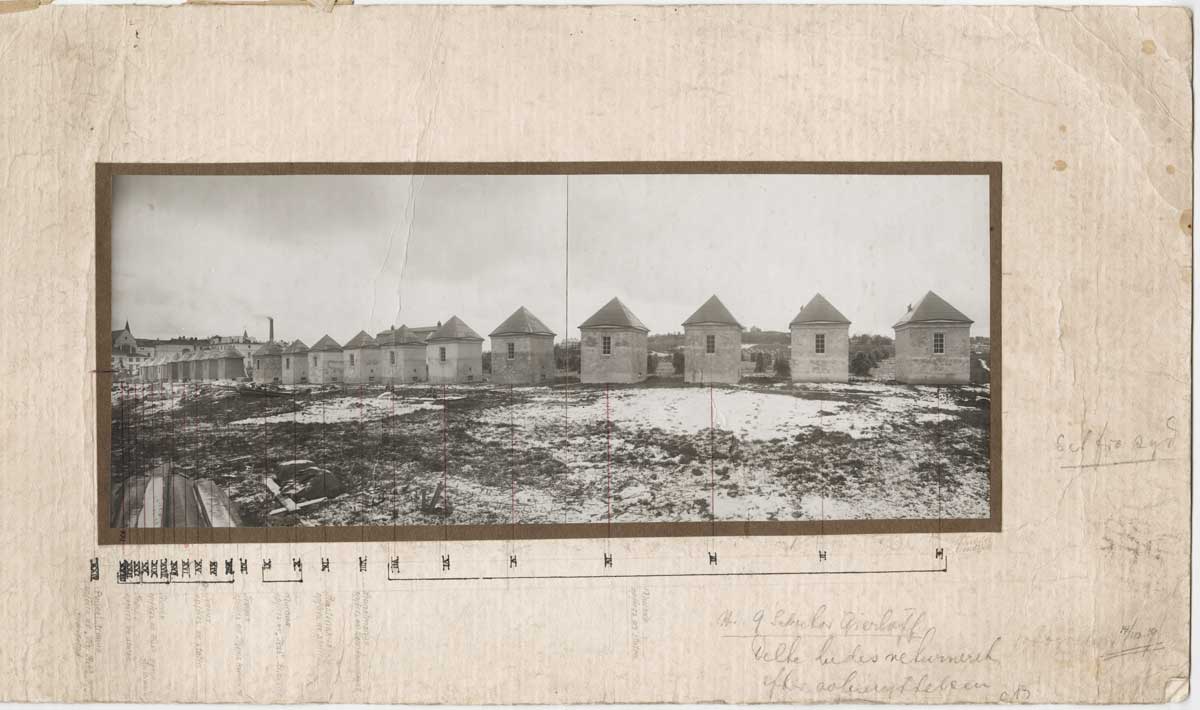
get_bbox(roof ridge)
[790,293,851,325]
[682,294,742,328]
[579,297,649,331]
[490,306,556,337]
[893,290,973,328]
[428,315,485,342]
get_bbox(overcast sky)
[112,172,990,347]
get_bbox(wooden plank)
[268,497,326,516]
[164,474,203,528]
[134,477,166,528]
[193,480,243,528]
[264,476,297,512]
[111,477,149,528]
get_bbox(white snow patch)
[477,383,978,441]
[229,397,441,425]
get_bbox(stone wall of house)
[790,324,849,382]
[381,345,428,384]
[683,324,742,384]
[344,348,383,384]
[491,335,556,385]
[252,355,283,384]
[427,340,484,384]
[281,353,309,385]
[308,352,344,384]
[580,328,647,384]
[894,324,971,384]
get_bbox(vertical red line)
[606,383,611,536]
[118,379,126,528]
[359,384,364,528]
[390,386,395,527]
[510,384,516,534]
[442,384,448,520]
[710,385,715,533]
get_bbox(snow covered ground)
[229,395,441,425]
[111,379,992,527]
[476,383,979,442]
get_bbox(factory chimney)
[268,316,274,343]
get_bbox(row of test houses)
[136,290,975,386]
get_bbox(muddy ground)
[109,377,991,528]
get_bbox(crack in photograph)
[100,164,999,541]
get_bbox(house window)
[312,356,318,367]
[255,359,261,368]
[439,347,447,362]
[706,334,715,354]
[602,335,612,355]
[933,332,945,354]
[285,357,290,370]
[389,351,396,365]
[349,353,356,366]
[507,342,515,360]
[815,334,825,354]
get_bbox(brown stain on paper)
[0,0,45,14]
[1180,209,1192,237]
[1141,39,1158,55]
[1053,160,1068,171]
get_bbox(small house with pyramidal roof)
[308,335,344,384]
[790,293,851,383]
[579,297,649,384]
[490,307,556,385]
[378,326,428,384]
[281,340,309,385]
[682,295,743,384]
[343,330,381,384]
[251,341,284,383]
[426,316,485,384]
[893,291,973,384]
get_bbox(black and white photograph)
[104,166,997,535]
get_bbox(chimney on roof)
[268,317,274,343]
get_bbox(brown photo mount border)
[95,161,1002,546]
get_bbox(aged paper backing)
[0,5,1192,704]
